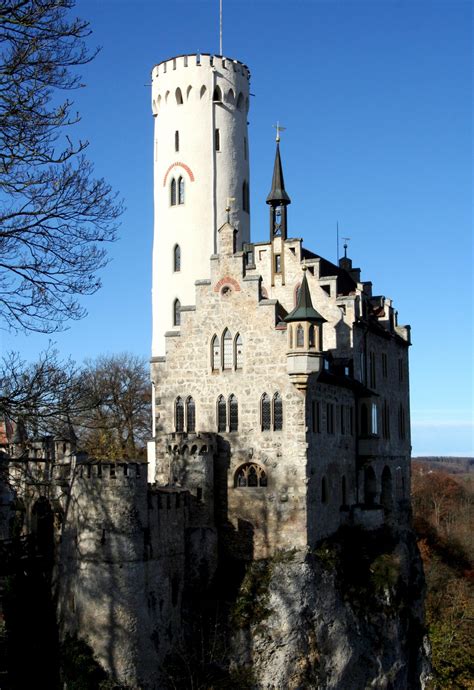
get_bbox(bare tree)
[0,346,82,438]
[77,353,151,460]
[0,0,122,333]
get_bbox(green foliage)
[370,553,401,593]
[232,559,273,629]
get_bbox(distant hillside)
[412,457,474,474]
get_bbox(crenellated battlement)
[152,53,250,80]
[75,460,146,482]
[165,432,217,457]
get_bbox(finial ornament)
[273,121,286,143]
[342,237,351,258]
[226,196,235,223]
[302,259,307,272]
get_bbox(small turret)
[285,268,326,390]
[266,139,291,241]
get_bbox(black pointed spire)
[266,141,291,240]
[266,143,291,205]
[285,269,326,324]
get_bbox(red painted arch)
[163,162,195,186]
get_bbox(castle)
[0,53,424,690]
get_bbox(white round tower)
[151,53,251,356]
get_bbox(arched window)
[217,395,226,432]
[178,176,185,204]
[226,88,235,104]
[223,328,232,369]
[175,130,179,151]
[229,395,238,431]
[173,298,181,326]
[186,85,192,100]
[341,475,347,506]
[296,324,304,347]
[308,325,315,348]
[261,393,271,431]
[211,334,220,371]
[236,92,244,110]
[200,85,207,99]
[235,463,267,488]
[173,244,181,272]
[175,397,184,432]
[364,466,377,506]
[371,402,378,435]
[170,178,177,206]
[175,87,183,105]
[212,85,222,102]
[321,477,328,504]
[235,334,243,369]
[273,392,283,431]
[186,397,195,432]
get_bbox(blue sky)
[1,0,472,456]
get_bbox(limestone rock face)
[230,526,430,689]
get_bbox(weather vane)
[273,121,286,143]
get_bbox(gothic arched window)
[223,328,232,369]
[229,395,238,432]
[308,325,315,348]
[175,87,183,105]
[217,395,226,432]
[173,244,181,272]
[211,334,220,371]
[178,176,185,204]
[236,92,244,111]
[235,463,267,488]
[235,334,243,369]
[175,397,184,432]
[186,397,195,432]
[170,178,177,206]
[296,324,304,348]
[261,393,271,431]
[273,392,283,431]
[173,298,181,326]
[212,85,222,102]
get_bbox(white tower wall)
[151,54,251,356]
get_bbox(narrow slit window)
[173,244,181,272]
[296,324,304,348]
[223,328,232,369]
[275,254,281,274]
[170,178,177,206]
[173,298,181,326]
[215,128,220,151]
[217,395,226,432]
[273,392,283,431]
[211,334,220,371]
[261,393,271,431]
[175,130,179,152]
[175,397,184,432]
[235,334,243,369]
[229,395,238,432]
[186,397,195,432]
[178,176,185,204]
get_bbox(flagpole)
[219,0,223,55]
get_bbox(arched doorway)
[381,466,393,511]
[364,466,377,506]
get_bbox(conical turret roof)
[285,270,326,324]
[266,142,291,205]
